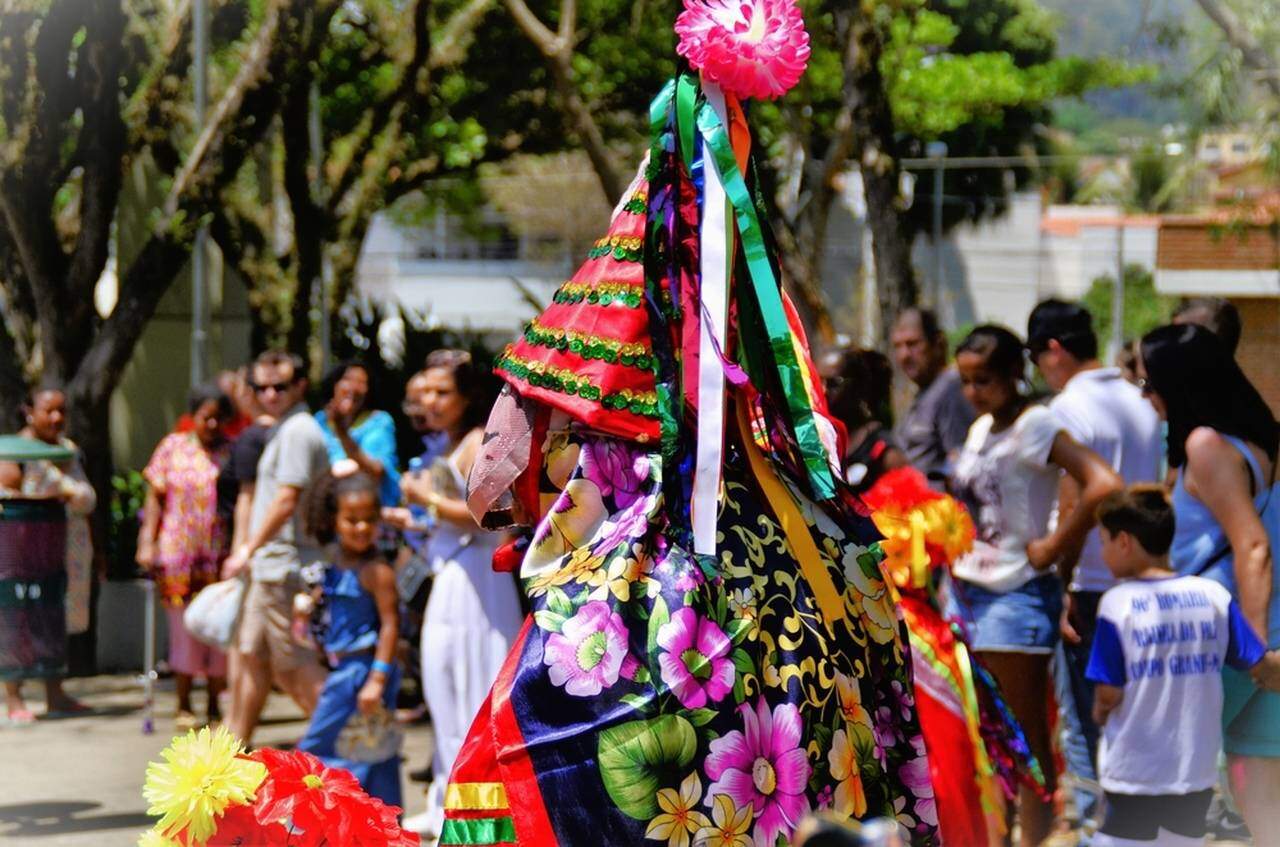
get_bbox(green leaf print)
[597,714,697,820]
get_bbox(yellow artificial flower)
[137,829,181,847]
[923,497,975,563]
[828,729,868,819]
[646,771,712,847]
[694,794,753,847]
[143,725,267,844]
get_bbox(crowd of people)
[2,290,1278,847]
[820,297,1280,846]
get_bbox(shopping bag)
[182,576,247,649]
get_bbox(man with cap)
[1026,299,1163,835]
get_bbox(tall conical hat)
[495,167,661,444]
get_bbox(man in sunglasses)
[223,349,330,744]
[1026,299,1162,839]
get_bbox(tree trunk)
[847,0,918,344]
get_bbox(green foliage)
[1081,264,1175,350]
[108,470,148,580]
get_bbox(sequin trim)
[587,235,644,262]
[552,280,645,308]
[521,318,655,371]
[497,350,660,419]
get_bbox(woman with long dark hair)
[315,361,400,506]
[948,325,1121,846]
[1140,323,1280,842]
[399,349,523,838]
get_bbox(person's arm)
[0,461,21,491]
[223,485,300,578]
[1085,607,1126,724]
[58,454,98,516]
[136,488,163,570]
[1092,683,1123,726]
[232,482,255,551]
[402,430,484,529]
[1184,427,1272,639]
[1027,431,1122,570]
[357,561,400,715]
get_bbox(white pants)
[418,556,522,834]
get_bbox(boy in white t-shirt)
[1087,486,1265,847]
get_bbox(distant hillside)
[1038,0,1197,126]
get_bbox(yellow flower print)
[526,543,608,598]
[646,772,712,847]
[828,729,868,819]
[834,672,873,732]
[597,544,655,602]
[725,588,759,632]
[527,478,608,574]
[544,435,581,490]
[693,794,752,847]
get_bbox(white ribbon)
[691,81,734,557]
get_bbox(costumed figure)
[861,467,1049,846]
[437,2,936,844]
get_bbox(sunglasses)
[253,380,295,395]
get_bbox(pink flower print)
[705,699,811,847]
[888,680,913,721]
[581,440,649,509]
[897,755,937,828]
[543,601,629,697]
[657,608,734,709]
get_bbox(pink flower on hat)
[675,0,811,100]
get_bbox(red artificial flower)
[353,796,420,847]
[860,466,940,512]
[250,749,366,846]
[205,802,291,846]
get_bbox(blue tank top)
[322,564,380,655]
[1170,432,1280,647]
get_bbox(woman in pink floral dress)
[137,385,234,727]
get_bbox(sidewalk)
[0,675,434,847]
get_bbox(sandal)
[4,708,37,726]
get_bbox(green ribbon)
[694,100,837,499]
[439,816,517,845]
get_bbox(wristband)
[370,659,395,676]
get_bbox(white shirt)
[951,405,1062,592]
[1086,575,1263,794]
[1050,368,1162,592]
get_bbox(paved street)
[0,675,434,847]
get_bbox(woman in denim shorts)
[948,326,1122,845]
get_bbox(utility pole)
[926,141,948,305]
[1112,222,1125,361]
[190,0,208,388]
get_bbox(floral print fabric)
[143,433,228,606]
[460,426,935,846]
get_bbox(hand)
[1026,536,1057,571]
[381,507,413,531]
[402,470,434,506]
[1060,592,1081,644]
[332,458,360,479]
[326,396,356,434]
[357,677,385,715]
[136,542,157,571]
[1250,650,1280,692]
[222,545,251,580]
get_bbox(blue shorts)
[948,574,1063,654]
